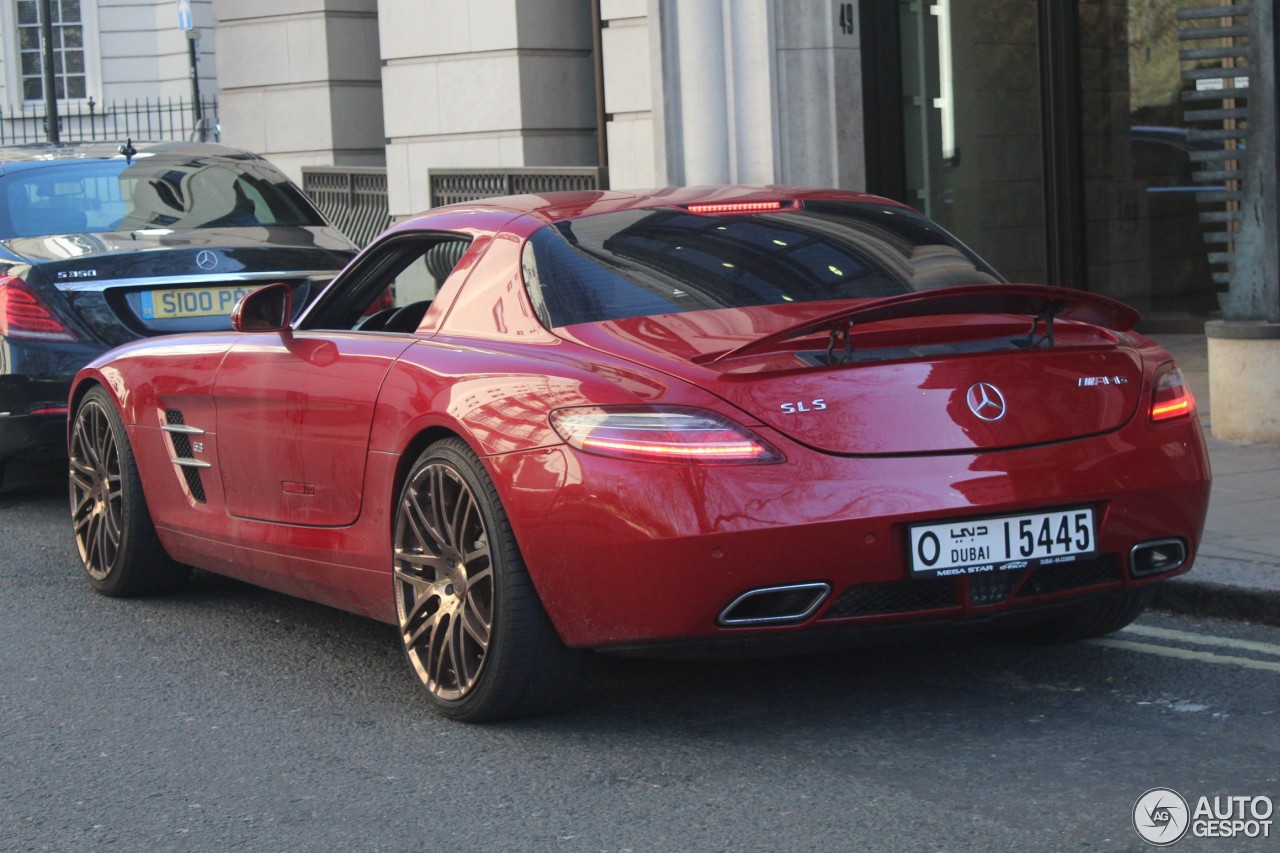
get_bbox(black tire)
[69,386,190,597]
[1004,587,1152,644]
[392,438,593,722]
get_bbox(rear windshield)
[0,155,326,238]
[522,201,1003,328]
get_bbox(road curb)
[1151,579,1280,628]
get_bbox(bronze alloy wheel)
[392,439,593,721]
[69,396,124,580]
[394,453,495,702]
[68,387,188,596]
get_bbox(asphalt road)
[2,459,1278,852]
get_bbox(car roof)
[390,185,908,240]
[0,141,263,174]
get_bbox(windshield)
[522,201,1003,328]
[0,155,326,238]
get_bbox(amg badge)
[1078,375,1129,386]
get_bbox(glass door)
[896,0,1049,284]
[1077,0,1227,323]
[866,0,1231,325]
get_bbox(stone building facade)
[0,0,217,108]
[26,0,1269,340]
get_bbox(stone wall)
[213,0,385,181]
[380,0,596,216]
[603,0,864,190]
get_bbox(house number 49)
[837,2,855,36]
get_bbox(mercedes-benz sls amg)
[67,187,1211,721]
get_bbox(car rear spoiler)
[705,284,1140,365]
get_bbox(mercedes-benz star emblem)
[196,250,218,271]
[965,382,1007,421]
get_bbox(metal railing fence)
[301,166,395,249]
[0,96,219,146]
[300,166,607,248]
[429,167,606,207]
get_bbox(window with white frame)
[16,0,86,101]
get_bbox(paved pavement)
[1152,333,1280,626]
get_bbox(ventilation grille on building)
[428,168,606,208]
[301,167,395,248]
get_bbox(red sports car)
[67,187,1211,721]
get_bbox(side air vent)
[162,409,208,504]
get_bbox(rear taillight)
[0,275,78,342]
[1150,364,1195,423]
[549,406,784,465]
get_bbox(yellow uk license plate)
[140,285,259,320]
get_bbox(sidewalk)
[1149,334,1280,626]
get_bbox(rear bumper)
[492,417,1212,649]
[0,377,74,460]
[0,411,66,460]
[599,587,1147,658]
[1,337,103,461]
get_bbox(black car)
[0,141,357,485]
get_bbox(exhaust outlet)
[717,582,831,627]
[1130,538,1187,577]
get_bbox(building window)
[16,0,86,101]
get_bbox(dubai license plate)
[140,285,258,320]
[908,507,1096,578]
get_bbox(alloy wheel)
[394,460,495,702]
[69,400,123,580]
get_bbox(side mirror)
[231,283,293,333]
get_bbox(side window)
[382,254,436,309]
[308,235,471,333]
